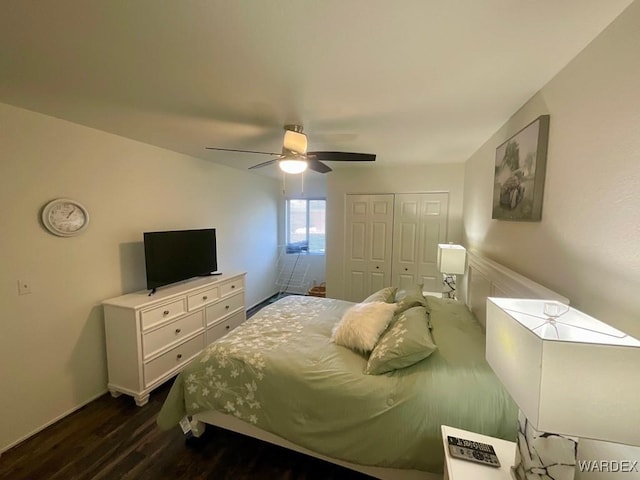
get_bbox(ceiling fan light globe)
[279,159,308,174]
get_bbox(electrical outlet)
[18,280,32,295]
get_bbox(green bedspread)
[157,295,517,473]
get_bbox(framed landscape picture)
[492,114,550,221]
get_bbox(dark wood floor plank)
[1,294,373,480]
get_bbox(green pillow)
[362,286,398,303]
[365,306,437,375]
[394,284,429,314]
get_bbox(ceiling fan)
[205,124,376,174]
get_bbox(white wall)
[326,163,465,299]
[0,102,280,453]
[462,1,640,475]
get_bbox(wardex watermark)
[579,460,639,473]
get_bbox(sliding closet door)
[344,194,394,302]
[392,193,449,292]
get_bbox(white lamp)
[486,298,640,480]
[436,244,466,299]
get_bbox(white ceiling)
[0,1,633,177]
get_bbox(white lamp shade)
[486,297,640,446]
[437,244,466,274]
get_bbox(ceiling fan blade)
[307,159,332,174]
[307,151,376,162]
[248,158,279,170]
[206,146,281,156]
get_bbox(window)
[285,198,326,254]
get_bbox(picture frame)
[492,114,550,221]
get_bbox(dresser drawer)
[140,298,187,330]
[143,333,204,388]
[187,286,219,311]
[142,310,204,359]
[220,277,244,297]
[205,292,244,326]
[206,310,245,345]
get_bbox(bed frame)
[188,251,569,480]
[462,250,568,329]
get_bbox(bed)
[157,251,568,479]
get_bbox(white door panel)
[348,270,366,301]
[369,272,387,293]
[346,193,448,301]
[370,222,389,262]
[397,274,416,291]
[345,194,394,302]
[392,193,448,292]
[349,223,366,260]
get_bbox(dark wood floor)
[1,294,372,480]
[0,380,372,480]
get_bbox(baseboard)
[2,292,298,455]
[247,291,280,317]
[0,389,107,455]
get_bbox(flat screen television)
[144,228,218,292]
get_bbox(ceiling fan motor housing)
[283,129,308,155]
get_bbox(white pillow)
[331,301,397,354]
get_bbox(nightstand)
[441,425,516,480]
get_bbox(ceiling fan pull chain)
[301,171,304,195]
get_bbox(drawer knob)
[404,267,408,271]
[225,305,230,309]
[231,285,235,289]
[163,310,170,316]
[176,353,182,360]
[203,295,208,300]
[225,325,230,330]
[175,328,181,334]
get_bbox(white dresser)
[102,272,246,406]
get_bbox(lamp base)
[511,411,578,480]
[510,466,518,480]
[442,274,457,299]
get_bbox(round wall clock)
[41,198,90,237]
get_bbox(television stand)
[102,272,246,406]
